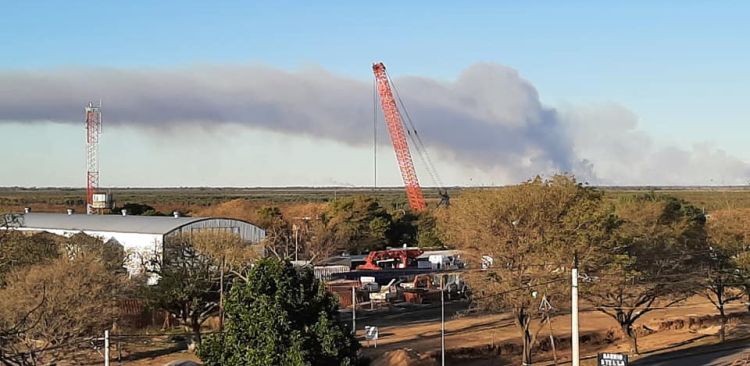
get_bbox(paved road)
[634,343,750,366]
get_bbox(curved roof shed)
[11,212,266,274]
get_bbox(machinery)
[356,248,424,271]
[372,62,448,212]
[401,274,442,304]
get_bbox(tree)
[0,255,122,365]
[585,195,707,354]
[313,196,392,255]
[62,233,127,273]
[708,209,750,311]
[197,258,360,366]
[0,232,59,286]
[145,231,254,349]
[440,175,613,365]
[145,234,220,349]
[0,231,126,365]
[388,210,444,248]
[113,203,160,216]
[256,206,293,259]
[702,209,750,341]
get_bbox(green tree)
[439,175,614,365]
[702,209,750,342]
[114,203,159,216]
[145,234,221,349]
[585,195,708,354]
[256,206,293,259]
[198,258,360,366]
[145,231,254,349]
[314,196,392,254]
[388,211,443,248]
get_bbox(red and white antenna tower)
[85,101,102,214]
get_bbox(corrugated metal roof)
[14,212,256,235]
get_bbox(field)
[2,186,750,216]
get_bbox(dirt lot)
[358,297,749,365]
[114,297,748,365]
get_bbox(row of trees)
[0,220,363,365]
[3,179,749,365]
[257,196,443,262]
[442,175,750,364]
[0,221,130,365]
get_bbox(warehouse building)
[8,211,266,275]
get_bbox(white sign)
[365,326,378,340]
[597,352,628,366]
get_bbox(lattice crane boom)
[372,62,427,212]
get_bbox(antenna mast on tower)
[85,101,102,215]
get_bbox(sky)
[1,1,748,187]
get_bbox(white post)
[352,286,356,335]
[441,275,445,366]
[293,224,299,262]
[104,330,110,366]
[571,266,580,366]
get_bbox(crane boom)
[372,62,427,212]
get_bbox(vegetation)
[439,175,615,365]
[2,185,750,363]
[584,195,709,354]
[0,255,122,363]
[0,229,126,365]
[144,232,243,349]
[198,258,360,366]
[702,208,750,341]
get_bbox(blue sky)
[1,1,749,186]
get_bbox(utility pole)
[440,274,446,366]
[104,330,110,366]
[219,256,225,330]
[352,286,357,335]
[571,252,580,366]
[293,224,299,262]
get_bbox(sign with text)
[365,326,378,340]
[597,352,628,366]
[365,326,379,348]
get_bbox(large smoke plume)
[0,64,747,185]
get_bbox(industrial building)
[8,211,266,275]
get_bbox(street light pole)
[571,253,580,366]
[293,224,299,262]
[352,286,357,335]
[441,274,445,366]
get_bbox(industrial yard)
[3,2,750,366]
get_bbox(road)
[634,342,750,366]
[339,300,470,328]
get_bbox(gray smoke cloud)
[0,64,747,185]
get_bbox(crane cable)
[385,72,446,191]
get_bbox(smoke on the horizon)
[1,64,747,185]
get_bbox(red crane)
[372,62,427,212]
[356,248,424,271]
